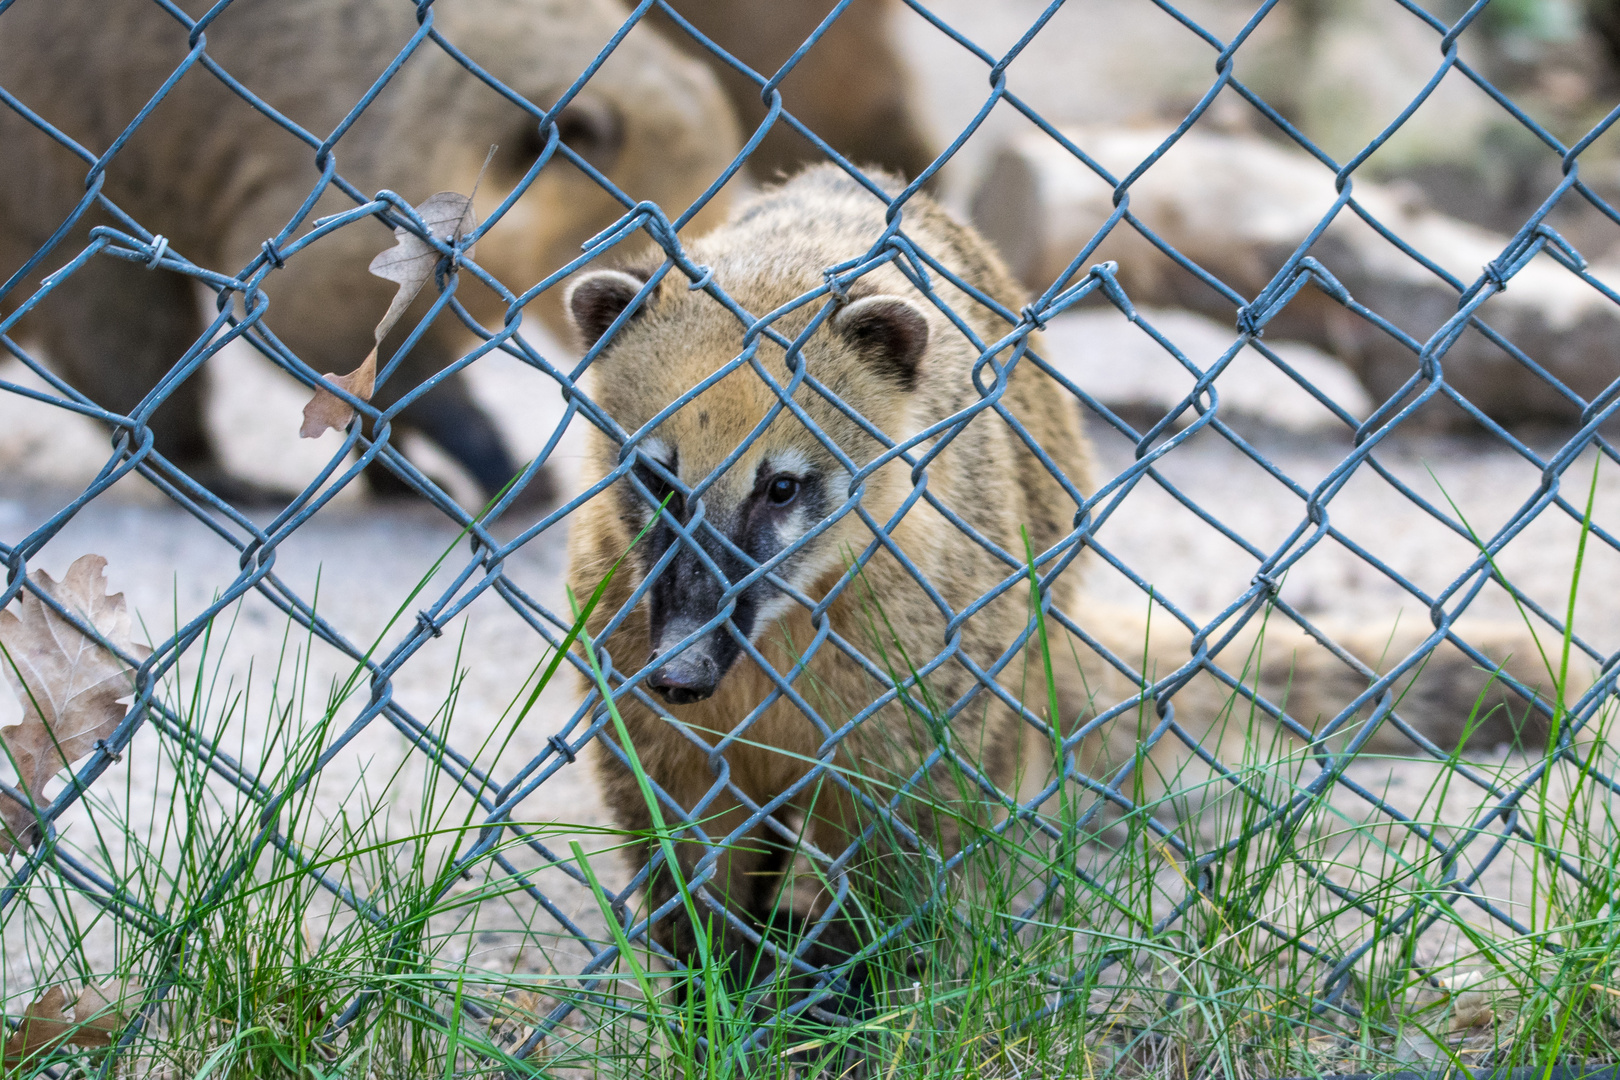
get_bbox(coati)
[651,0,934,183]
[564,166,1576,992]
[0,0,738,503]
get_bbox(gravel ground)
[2,0,1618,1040]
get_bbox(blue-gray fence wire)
[2,0,1619,1071]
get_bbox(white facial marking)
[625,436,678,524]
[752,591,801,638]
[639,436,673,469]
[766,447,813,479]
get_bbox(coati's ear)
[831,295,930,390]
[566,268,651,349]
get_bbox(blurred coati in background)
[0,0,741,504]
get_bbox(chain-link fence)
[2,0,1620,1074]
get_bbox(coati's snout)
[646,646,720,705]
[639,453,822,706]
[643,522,753,706]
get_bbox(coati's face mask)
[625,439,831,705]
[566,267,931,705]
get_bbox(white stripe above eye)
[766,446,813,479]
[638,437,673,470]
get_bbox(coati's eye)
[506,123,548,174]
[557,97,624,172]
[766,476,801,507]
[505,96,624,175]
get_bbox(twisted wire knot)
[548,734,578,764]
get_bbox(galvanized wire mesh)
[2,0,1619,1070]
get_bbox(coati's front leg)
[595,731,883,1029]
[594,722,801,990]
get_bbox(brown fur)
[565,166,1579,984]
[0,0,738,500]
[568,166,1082,972]
[651,0,934,183]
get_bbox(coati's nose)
[647,650,719,706]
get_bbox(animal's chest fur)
[657,554,1033,800]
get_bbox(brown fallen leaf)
[2,980,139,1063]
[0,555,149,853]
[71,980,140,1045]
[300,192,478,438]
[3,984,72,1063]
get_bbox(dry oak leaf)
[0,555,149,854]
[2,980,137,1063]
[300,191,478,438]
[69,980,139,1044]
